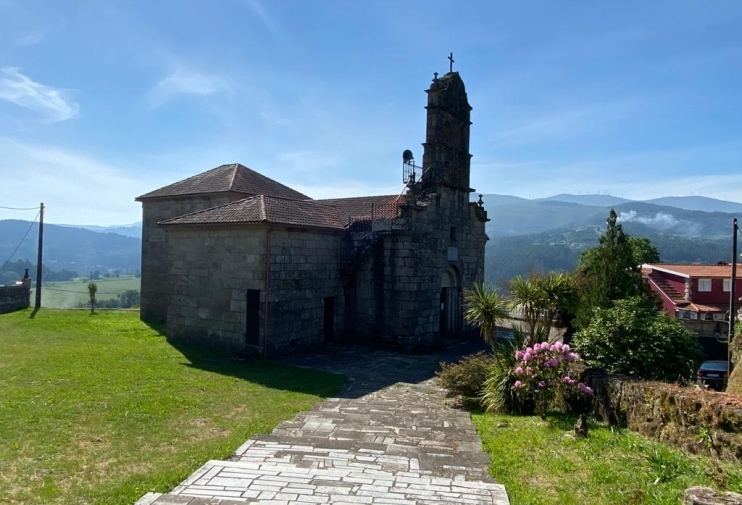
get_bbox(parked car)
[696,360,730,391]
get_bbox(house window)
[713,313,726,321]
[724,278,732,292]
[698,279,712,292]
[676,310,686,319]
[689,311,698,320]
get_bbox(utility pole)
[35,202,44,309]
[729,218,738,381]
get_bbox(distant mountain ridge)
[0,220,140,274]
[527,193,742,214]
[478,193,741,285]
[56,221,142,239]
[481,194,740,238]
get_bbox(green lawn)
[474,413,742,505]
[0,310,344,505]
[42,276,141,308]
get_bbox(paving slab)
[139,341,509,505]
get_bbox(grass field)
[474,413,742,505]
[0,309,344,505]
[42,276,141,308]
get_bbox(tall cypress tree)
[574,210,659,329]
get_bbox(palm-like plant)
[539,271,575,337]
[507,275,545,340]
[464,282,511,345]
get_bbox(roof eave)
[642,263,690,279]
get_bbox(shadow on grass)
[143,320,167,337]
[168,339,345,399]
[144,319,495,399]
[28,307,39,319]
[141,321,340,397]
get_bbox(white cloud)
[0,67,78,122]
[242,0,286,43]
[14,31,45,46]
[0,137,170,225]
[474,142,742,203]
[149,67,233,107]
[492,101,635,148]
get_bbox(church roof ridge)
[135,163,311,201]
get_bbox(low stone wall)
[0,281,31,314]
[582,370,742,462]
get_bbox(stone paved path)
[135,341,509,505]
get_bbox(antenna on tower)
[402,149,421,186]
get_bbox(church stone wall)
[140,194,238,324]
[350,186,487,349]
[265,229,345,355]
[164,225,344,355]
[404,186,486,347]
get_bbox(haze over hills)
[538,194,632,207]
[2,193,741,289]
[0,220,140,276]
[482,194,741,238]
[480,193,740,287]
[57,222,142,239]
[643,196,742,214]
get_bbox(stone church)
[136,69,488,355]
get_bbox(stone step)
[232,438,492,482]
[166,458,509,505]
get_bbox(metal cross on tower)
[448,52,455,72]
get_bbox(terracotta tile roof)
[136,163,310,201]
[683,302,728,313]
[643,263,734,279]
[316,195,401,225]
[159,195,345,230]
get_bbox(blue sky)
[0,0,741,225]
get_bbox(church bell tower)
[421,55,473,191]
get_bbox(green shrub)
[437,352,494,409]
[482,327,536,415]
[573,297,702,381]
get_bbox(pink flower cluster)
[577,382,594,395]
[512,341,593,396]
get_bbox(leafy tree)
[464,282,511,345]
[629,236,660,264]
[87,282,97,314]
[118,289,140,308]
[573,297,702,382]
[574,209,658,329]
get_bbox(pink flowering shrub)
[512,341,593,418]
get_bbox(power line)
[44,286,133,296]
[0,205,40,211]
[0,211,40,273]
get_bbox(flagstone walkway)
[135,341,510,505]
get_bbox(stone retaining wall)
[0,280,31,314]
[583,371,742,462]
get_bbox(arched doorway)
[440,266,463,337]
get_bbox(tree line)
[467,209,703,383]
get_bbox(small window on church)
[450,227,457,242]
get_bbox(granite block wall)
[165,225,344,355]
[140,194,240,324]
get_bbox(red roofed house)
[643,263,740,357]
[136,69,488,355]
